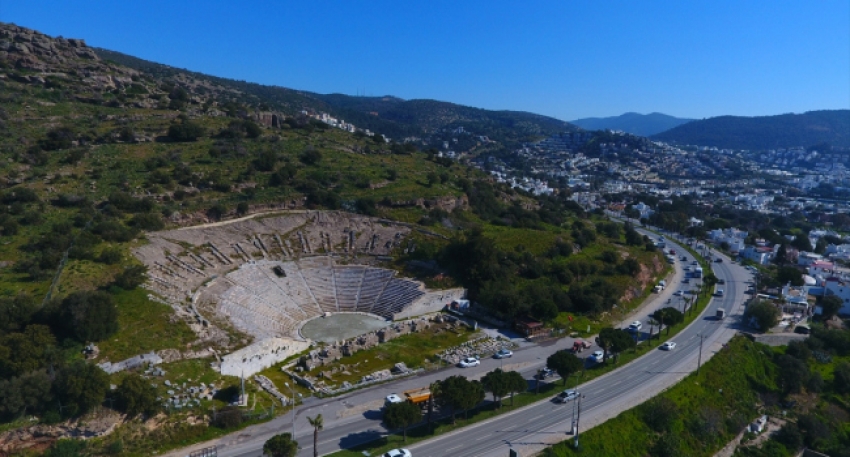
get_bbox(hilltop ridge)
[571,112,694,136]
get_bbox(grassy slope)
[543,335,778,456]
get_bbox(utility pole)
[697,334,706,374]
[574,394,584,448]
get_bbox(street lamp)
[284,382,300,438]
[574,394,585,448]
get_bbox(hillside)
[571,112,694,136]
[652,110,850,150]
[94,48,576,147]
[0,22,669,455]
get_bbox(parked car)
[555,390,580,403]
[681,256,687,261]
[494,348,513,359]
[692,261,698,265]
[628,321,642,332]
[660,341,677,351]
[684,266,691,271]
[384,449,412,457]
[458,357,480,368]
[535,367,555,379]
[589,350,606,362]
[682,278,690,284]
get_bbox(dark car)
[535,368,555,379]
[715,258,723,263]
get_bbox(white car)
[589,350,605,362]
[628,321,642,332]
[660,341,677,351]
[384,449,412,457]
[556,389,579,403]
[458,357,480,368]
[494,348,513,359]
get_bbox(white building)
[824,278,850,315]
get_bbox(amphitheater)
[134,211,464,345]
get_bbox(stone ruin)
[288,314,468,393]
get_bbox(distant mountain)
[652,110,850,150]
[570,112,694,136]
[95,48,576,146]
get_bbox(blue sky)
[3,1,849,121]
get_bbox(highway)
[167,231,751,457]
[405,232,752,457]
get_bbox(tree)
[819,295,842,320]
[383,401,421,442]
[116,373,159,416]
[791,235,813,252]
[307,414,323,457]
[775,423,803,452]
[609,328,637,360]
[481,369,510,408]
[167,121,205,142]
[776,266,804,287]
[595,328,616,363]
[652,307,684,335]
[113,264,148,290]
[643,397,680,433]
[53,360,109,417]
[263,433,298,457]
[0,369,52,421]
[746,300,781,331]
[43,439,87,457]
[775,243,789,265]
[458,380,485,419]
[299,148,322,165]
[436,375,470,424]
[426,171,439,187]
[58,291,118,342]
[546,350,583,386]
[832,361,850,394]
[0,324,56,377]
[236,201,250,216]
[504,370,527,407]
[647,318,660,341]
[776,354,809,394]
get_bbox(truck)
[402,387,432,406]
[716,308,726,320]
[385,387,432,410]
[572,340,592,353]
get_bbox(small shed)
[515,318,546,339]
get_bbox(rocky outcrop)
[0,410,122,455]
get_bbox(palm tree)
[427,380,440,433]
[647,318,659,341]
[307,414,323,457]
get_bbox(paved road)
[402,232,752,457]
[167,232,742,457]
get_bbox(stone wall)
[392,287,465,320]
[220,337,310,377]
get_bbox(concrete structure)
[98,352,163,374]
[220,337,310,377]
[392,288,465,320]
